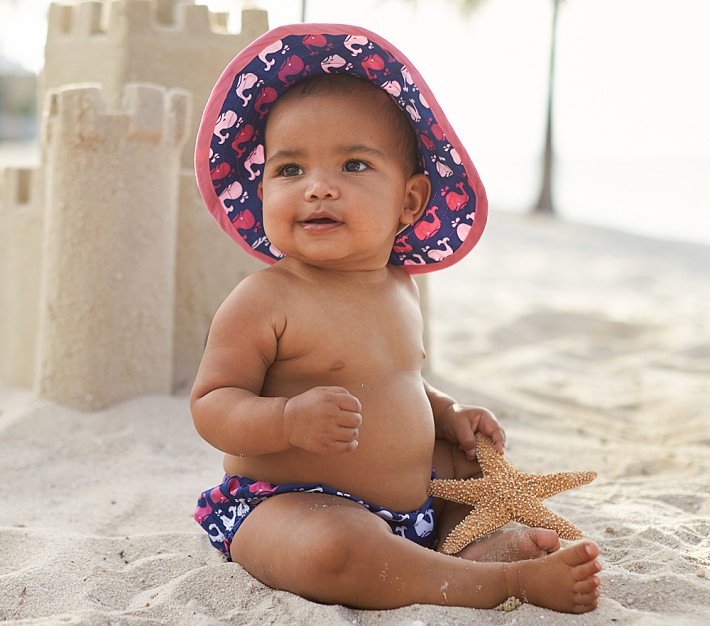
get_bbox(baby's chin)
[280,253,391,274]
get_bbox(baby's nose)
[305,175,339,200]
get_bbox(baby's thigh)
[432,439,483,481]
[231,492,393,587]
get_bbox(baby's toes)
[563,540,599,568]
[573,575,601,595]
[574,588,601,606]
[572,587,601,612]
[533,528,560,554]
[572,557,602,582]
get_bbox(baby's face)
[261,84,426,271]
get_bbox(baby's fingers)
[318,423,359,455]
[489,429,506,454]
[336,423,359,444]
[330,387,362,414]
[329,438,359,454]
[452,423,477,460]
[477,418,506,454]
[324,387,362,428]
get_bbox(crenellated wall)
[0,0,268,409]
[42,0,269,169]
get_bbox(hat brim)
[195,23,487,274]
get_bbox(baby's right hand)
[283,386,362,455]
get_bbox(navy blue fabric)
[195,472,437,560]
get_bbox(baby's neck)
[280,257,395,285]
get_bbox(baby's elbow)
[190,390,213,440]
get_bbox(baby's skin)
[191,77,601,613]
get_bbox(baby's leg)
[432,440,562,561]
[230,491,600,612]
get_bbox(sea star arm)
[428,477,488,506]
[441,505,512,554]
[529,471,598,499]
[472,433,509,474]
[514,499,584,540]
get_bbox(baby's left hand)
[440,404,505,459]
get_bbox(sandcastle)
[0,0,268,409]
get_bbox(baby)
[191,24,601,613]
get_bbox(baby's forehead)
[264,74,418,172]
[267,75,410,136]
[269,75,393,114]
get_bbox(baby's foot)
[457,527,560,562]
[505,540,602,614]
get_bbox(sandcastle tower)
[36,83,189,408]
[0,167,41,388]
[0,0,267,409]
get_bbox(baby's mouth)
[300,213,342,229]
[306,217,338,224]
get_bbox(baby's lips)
[298,212,344,231]
[305,217,338,224]
[300,210,341,224]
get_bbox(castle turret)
[35,82,190,409]
[0,167,42,387]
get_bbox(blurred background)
[1,0,708,244]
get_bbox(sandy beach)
[1,211,709,625]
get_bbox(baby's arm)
[425,380,506,458]
[190,273,361,457]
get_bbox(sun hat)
[195,23,487,274]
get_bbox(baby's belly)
[224,372,436,512]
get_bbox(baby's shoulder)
[211,267,293,339]
[222,264,308,315]
[215,267,287,319]
[228,264,296,297]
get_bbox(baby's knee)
[306,507,376,575]
[233,497,370,584]
[308,526,352,576]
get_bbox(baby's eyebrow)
[341,144,387,159]
[265,144,387,166]
[264,149,302,166]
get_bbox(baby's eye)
[279,164,303,177]
[343,160,368,173]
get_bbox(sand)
[1,212,709,625]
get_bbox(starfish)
[428,433,597,554]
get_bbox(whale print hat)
[195,23,487,274]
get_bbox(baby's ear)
[400,173,431,226]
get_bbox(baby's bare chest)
[270,286,425,384]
